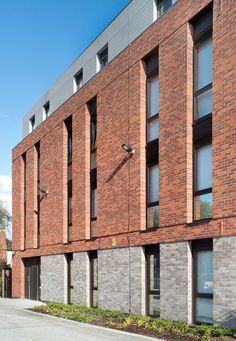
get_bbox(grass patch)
[33,302,236,341]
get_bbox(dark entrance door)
[24,257,40,300]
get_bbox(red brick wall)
[12,0,236,297]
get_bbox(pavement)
[0,298,163,341]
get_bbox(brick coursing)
[11,0,236,326]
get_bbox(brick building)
[12,0,236,329]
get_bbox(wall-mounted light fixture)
[38,187,48,196]
[122,144,135,154]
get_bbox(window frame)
[145,51,159,229]
[193,142,212,222]
[193,35,213,122]
[74,69,83,93]
[146,245,160,316]
[29,115,35,133]
[43,101,50,121]
[97,44,108,71]
[192,239,213,325]
[90,251,98,308]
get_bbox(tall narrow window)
[23,153,27,244]
[145,51,159,228]
[193,240,213,324]
[97,45,108,71]
[155,0,176,20]
[146,246,160,316]
[88,98,97,237]
[90,251,98,308]
[74,69,83,93]
[194,144,212,220]
[65,116,73,239]
[43,101,50,121]
[192,7,213,221]
[29,115,35,133]
[36,142,40,242]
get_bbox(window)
[68,180,72,226]
[90,251,98,308]
[43,101,50,121]
[36,143,40,241]
[97,45,108,71]
[193,240,213,324]
[193,7,213,121]
[29,115,35,133]
[192,7,213,221]
[146,246,160,316]
[194,144,212,220]
[145,51,159,228]
[23,153,27,243]
[65,116,73,237]
[88,98,97,237]
[74,69,83,93]
[194,38,212,120]
[154,0,176,20]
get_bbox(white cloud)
[0,175,12,214]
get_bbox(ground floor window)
[146,245,160,316]
[90,251,98,308]
[193,239,213,324]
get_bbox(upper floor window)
[154,0,176,20]
[29,115,35,133]
[194,144,212,221]
[193,7,213,121]
[145,51,159,229]
[43,101,50,121]
[73,69,83,93]
[97,45,108,71]
[65,116,72,165]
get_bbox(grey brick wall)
[214,236,236,329]
[98,247,145,314]
[41,254,66,303]
[160,242,192,323]
[71,252,90,305]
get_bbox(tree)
[0,201,10,230]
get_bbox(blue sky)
[0,0,130,214]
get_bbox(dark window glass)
[23,153,27,240]
[156,0,174,19]
[91,188,97,219]
[90,252,98,308]
[98,45,108,70]
[194,38,212,120]
[68,180,72,226]
[194,144,212,220]
[193,241,213,324]
[74,69,83,91]
[65,117,72,164]
[145,51,159,229]
[36,143,40,238]
[146,246,160,316]
[29,115,35,132]
[43,101,50,120]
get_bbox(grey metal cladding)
[23,0,156,137]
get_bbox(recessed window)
[29,115,35,133]
[194,144,212,220]
[97,45,108,71]
[73,69,83,93]
[43,101,50,121]
[146,246,160,316]
[90,251,98,308]
[154,0,176,20]
[193,240,213,325]
[145,51,159,229]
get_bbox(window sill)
[140,227,159,233]
[187,218,212,227]
[86,236,97,241]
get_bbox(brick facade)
[12,0,236,330]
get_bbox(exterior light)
[38,187,48,196]
[122,144,135,154]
